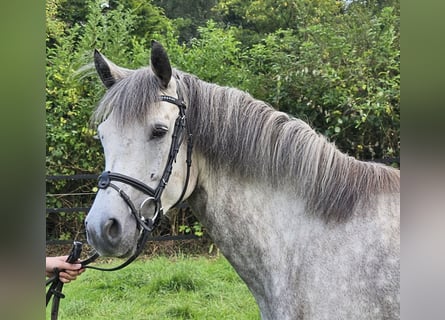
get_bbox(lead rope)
[46,241,83,320]
[45,233,149,320]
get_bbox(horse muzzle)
[85,194,140,257]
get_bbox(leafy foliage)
[169,20,251,88]
[153,0,219,43]
[46,0,169,239]
[243,4,400,159]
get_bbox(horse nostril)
[104,218,121,240]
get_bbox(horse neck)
[182,73,399,222]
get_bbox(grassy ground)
[47,255,259,319]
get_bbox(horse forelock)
[92,67,162,127]
[175,70,400,221]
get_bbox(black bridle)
[97,95,192,233]
[46,94,193,319]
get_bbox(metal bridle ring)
[139,196,161,224]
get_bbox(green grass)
[47,255,259,319]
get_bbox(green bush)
[46,0,156,239]
[243,6,399,160]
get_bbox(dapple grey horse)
[85,41,400,319]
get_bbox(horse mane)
[92,66,400,221]
[175,70,400,221]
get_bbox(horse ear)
[94,50,132,89]
[150,40,172,89]
[94,50,117,88]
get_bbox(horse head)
[85,41,197,257]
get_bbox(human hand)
[46,256,85,283]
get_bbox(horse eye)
[152,126,168,139]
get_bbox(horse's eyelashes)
[151,126,168,139]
